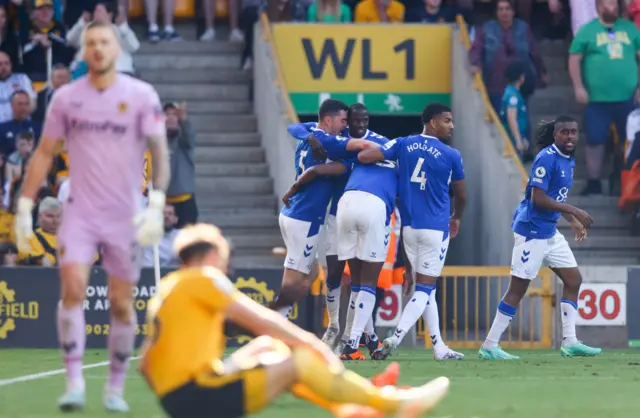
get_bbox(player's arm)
[282,162,350,206]
[21,136,58,200]
[531,187,593,228]
[287,122,317,140]
[357,137,399,164]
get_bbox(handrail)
[456,15,528,189]
[259,13,300,123]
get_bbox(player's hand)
[574,87,589,105]
[307,135,328,161]
[402,274,414,296]
[282,186,296,207]
[14,197,34,253]
[449,218,460,239]
[570,221,587,242]
[515,139,526,154]
[133,190,165,247]
[569,207,594,229]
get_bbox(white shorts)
[325,214,338,256]
[402,227,450,277]
[510,231,577,280]
[336,190,390,263]
[278,214,321,275]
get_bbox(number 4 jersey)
[381,134,464,231]
[512,144,575,240]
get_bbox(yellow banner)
[272,24,451,94]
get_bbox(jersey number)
[298,150,308,173]
[411,158,427,190]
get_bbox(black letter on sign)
[302,38,355,79]
[361,39,387,80]
[394,39,415,80]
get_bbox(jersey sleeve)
[568,25,588,55]
[140,86,165,138]
[287,122,315,140]
[504,91,519,109]
[41,90,68,142]
[192,267,240,312]
[529,154,553,191]
[310,128,350,160]
[380,138,400,160]
[451,150,465,181]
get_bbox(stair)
[527,41,640,266]
[133,34,283,268]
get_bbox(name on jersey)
[407,141,441,158]
[69,118,128,135]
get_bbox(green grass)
[1,348,640,417]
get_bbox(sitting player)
[139,224,451,418]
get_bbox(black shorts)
[160,380,245,418]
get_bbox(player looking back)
[284,104,386,357]
[272,100,376,318]
[358,103,466,361]
[14,21,170,412]
[479,116,602,360]
[140,223,451,418]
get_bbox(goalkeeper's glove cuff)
[17,197,34,214]
[148,190,166,210]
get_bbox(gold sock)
[291,384,337,412]
[291,346,402,413]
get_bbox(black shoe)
[162,30,182,42]
[147,29,160,43]
[580,179,602,196]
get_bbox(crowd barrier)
[0,266,635,349]
[0,267,324,349]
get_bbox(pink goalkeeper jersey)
[42,74,165,221]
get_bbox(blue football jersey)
[280,130,333,225]
[345,133,398,223]
[512,144,575,239]
[381,134,464,231]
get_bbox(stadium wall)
[449,27,525,267]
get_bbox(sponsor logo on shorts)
[0,281,39,340]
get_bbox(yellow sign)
[272,24,451,94]
[0,281,39,339]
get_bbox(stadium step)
[197,133,261,146]
[154,84,249,101]
[195,177,273,194]
[196,162,270,177]
[134,38,281,266]
[194,146,265,163]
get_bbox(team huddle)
[7,16,602,418]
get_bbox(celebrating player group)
[276,100,602,362]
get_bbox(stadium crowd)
[0,0,202,267]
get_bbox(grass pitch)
[1,348,639,418]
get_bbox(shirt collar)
[552,144,570,159]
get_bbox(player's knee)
[59,274,87,307]
[562,269,582,292]
[108,296,134,322]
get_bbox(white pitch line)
[0,356,141,387]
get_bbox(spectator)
[0,5,20,70]
[499,61,529,160]
[405,0,455,23]
[354,0,404,22]
[165,102,198,228]
[239,0,261,70]
[33,63,69,125]
[0,90,41,156]
[141,204,180,267]
[18,196,60,266]
[20,0,71,82]
[67,2,140,77]
[144,0,181,42]
[3,131,34,207]
[0,186,13,244]
[0,242,17,266]
[0,52,36,123]
[308,0,352,22]
[569,0,640,195]
[469,0,548,113]
[201,0,243,42]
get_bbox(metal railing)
[418,267,554,349]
